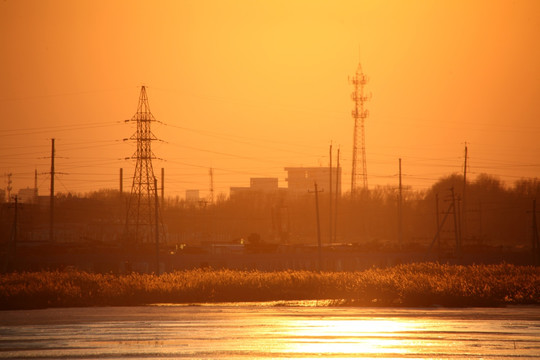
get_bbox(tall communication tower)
[350,62,370,195]
[124,86,163,244]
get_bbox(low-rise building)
[17,187,38,204]
[284,167,341,195]
[230,177,283,199]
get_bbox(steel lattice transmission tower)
[124,86,163,244]
[350,62,370,195]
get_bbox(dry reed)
[0,263,538,310]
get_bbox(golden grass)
[1,263,538,310]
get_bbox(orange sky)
[1,0,539,199]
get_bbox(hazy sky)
[1,0,539,199]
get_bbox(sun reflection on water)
[2,306,539,359]
[278,317,422,357]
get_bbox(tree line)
[1,173,539,251]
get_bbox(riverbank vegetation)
[1,263,538,310]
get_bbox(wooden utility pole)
[119,168,123,194]
[154,178,160,275]
[34,169,38,203]
[435,193,441,254]
[334,148,340,243]
[310,182,324,272]
[209,168,214,204]
[398,158,403,249]
[49,138,55,243]
[462,144,468,242]
[161,167,165,203]
[329,143,332,244]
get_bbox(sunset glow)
[1,4,539,358]
[1,0,539,198]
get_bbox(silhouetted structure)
[284,167,341,195]
[230,177,282,199]
[350,62,369,195]
[124,86,163,244]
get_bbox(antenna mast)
[350,62,369,195]
[124,86,163,244]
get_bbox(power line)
[0,121,122,137]
[164,123,321,151]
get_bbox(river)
[1,303,539,359]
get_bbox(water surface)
[1,303,539,359]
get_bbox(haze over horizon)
[1,0,539,199]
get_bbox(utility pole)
[350,62,369,196]
[34,169,38,203]
[124,86,163,245]
[457,196,462,249]
[435,193,441,254]
[50,138,55,243]
[119,168,123,194]
[6,173,12,202]
[334,147,340,243]
[209,168,214,204]
[161,167,165,203]
[329,143,332,244]
[119,167,124,222]
[309,182,324,272]
[398,158,403,249]
[154,178,160,275]
[462,144,468,243]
